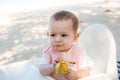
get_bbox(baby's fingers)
[55,60,59,63]
[53,60,59,66]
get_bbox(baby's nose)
[55,36,62,42]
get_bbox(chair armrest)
[79,73,114,80]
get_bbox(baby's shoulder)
[44,46,52,53]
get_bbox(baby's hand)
[65,69,79,80]
[53,58,61,67]
[65,68,89,80]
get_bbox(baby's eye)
[50,34,56,37]
[61,34,68,37]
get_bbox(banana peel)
[55,62,61,75]
[55,58,75,75]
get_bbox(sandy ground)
[0,1,120,65]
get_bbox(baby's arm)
[76,67,89,78]
[65,67,89,80]
[39,64,54,75]
[39,53,55,75]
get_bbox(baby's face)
[48,19,76,52]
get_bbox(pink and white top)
[40,45,94,80]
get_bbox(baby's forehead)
[48,27,74,35]
[48,19,75,33]
[49,19,73,27]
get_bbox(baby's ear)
[74,33,80,41]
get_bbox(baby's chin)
[53,47,69,52]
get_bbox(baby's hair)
[50,10,79,33]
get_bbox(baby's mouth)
[54,45,62,50]
[55,45,62,47]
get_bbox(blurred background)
[0,0,119,66]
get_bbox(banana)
[55,58,68,75]
[55,58,75,75]
[60,61,68,74]
[55,62,61,75]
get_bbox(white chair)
[78,24,118,80]
[0,59,55,80]
[0,24,118,80]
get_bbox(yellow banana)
[60,61,68,74]
[55,62,61,75]
[55,58,75,75]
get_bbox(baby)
[39,10,94,80]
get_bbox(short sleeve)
[39,53,49,64]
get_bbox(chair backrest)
[78,24,117,75]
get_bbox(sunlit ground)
[0,0,120,65]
